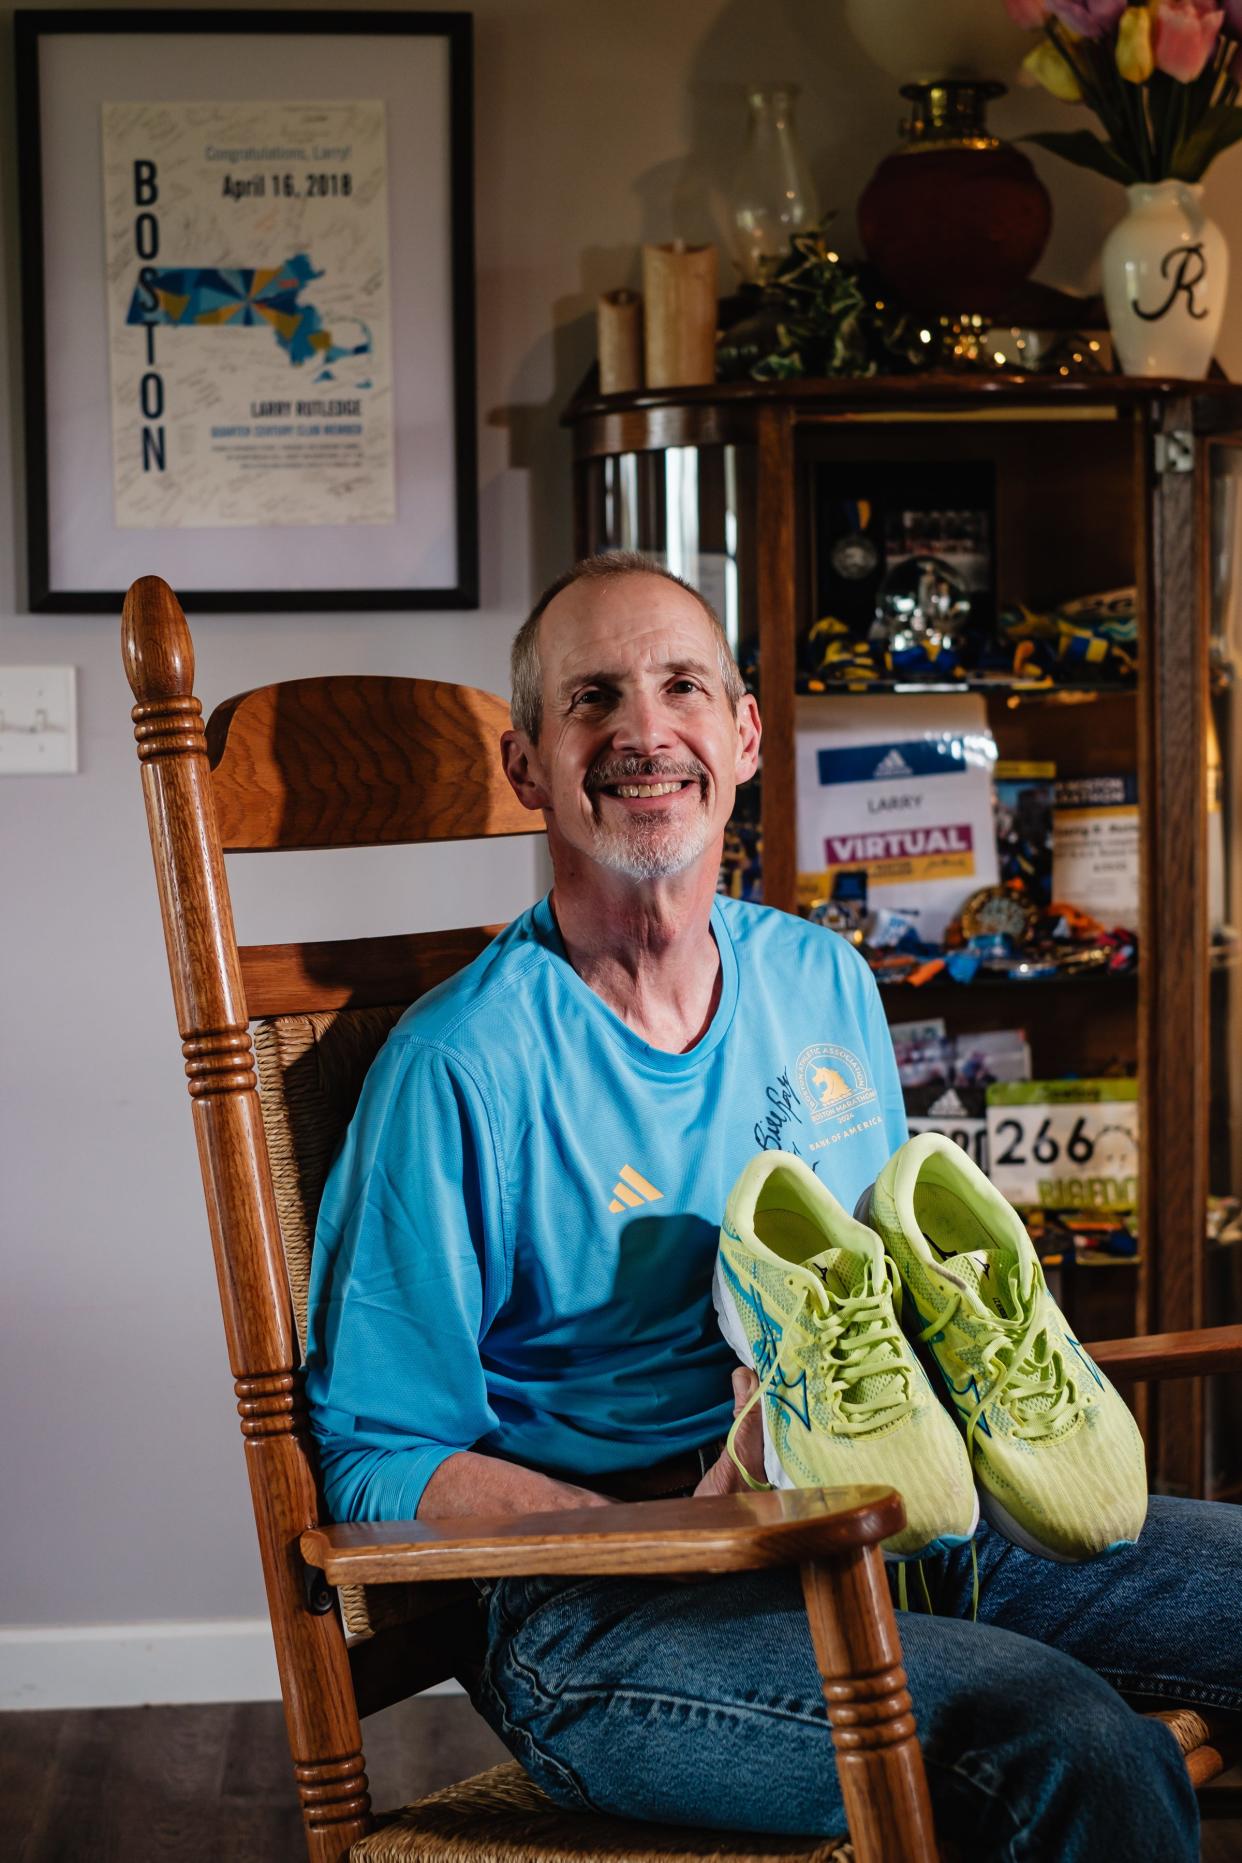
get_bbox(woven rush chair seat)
[351,1763,853,1863]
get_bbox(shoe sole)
[711,1257,978,1561]
[978,1487,1135,1563]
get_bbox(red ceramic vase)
[858,81,1052,319]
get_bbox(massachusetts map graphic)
[124,255,374,381]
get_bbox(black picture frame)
[15,9,478,612]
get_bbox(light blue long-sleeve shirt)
[304,895,907,1520]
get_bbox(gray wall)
[4,0,1241,1633]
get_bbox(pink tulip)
[1048,0,1127,37]
[1004,0,1050,24]
[1152,0,1225,78]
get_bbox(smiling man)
[305,553,1236,1860]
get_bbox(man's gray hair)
[510,551,746,744]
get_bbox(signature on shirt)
[753,1070,817,1170]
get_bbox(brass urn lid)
[896,79,1005,154]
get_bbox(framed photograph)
[16,10,477,611]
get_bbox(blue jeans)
[469,1495,1241,1860]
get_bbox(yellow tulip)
[1022,38,1085,100]
[1117,6,1155,82]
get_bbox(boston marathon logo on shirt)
[795,1044,878,1126]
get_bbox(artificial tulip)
[1004,0,1050,24]
[1117,5,1156,78]
[1151,0,1225,79]
[1023,37,1086,96]
[1048,0,1127,35]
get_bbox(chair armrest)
[300,1485,903,1585]
[1088,1322,1242,1382]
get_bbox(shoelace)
[895,1561,934,1614]
[725,1272,915,1490]
[917,1275,1081,1458]
[895,1542,979,1623]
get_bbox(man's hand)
[419,1449,614,1517]
[693,1367,766,1496]
[421,1371,766,1517]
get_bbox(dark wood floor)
[3,1695,1241,1860]
[4,1694,508,1862]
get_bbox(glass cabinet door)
[578,444,757,663]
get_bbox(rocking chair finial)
[121,574,194,704]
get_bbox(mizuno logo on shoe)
[718,1258,811,1430]
[608,1164,664,1213]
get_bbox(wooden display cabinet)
[566,373,1242,1501]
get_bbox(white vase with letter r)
[1101,180,1227,378]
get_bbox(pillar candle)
[642,243,718,388]
[597,289,643,395]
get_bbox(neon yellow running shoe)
[714,1151,978,1560]
[862,1133,1148,1563]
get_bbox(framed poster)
[16,10,478,611]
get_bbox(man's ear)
[501,728,551,813]
[734,693,762,785]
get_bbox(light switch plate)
[0,666,78,773]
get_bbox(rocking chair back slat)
[206,675,539,851]
[238,927,506,1018]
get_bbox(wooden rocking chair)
[122,574,1241,1863]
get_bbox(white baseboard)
[0,1618,281,1709]
[0,1619,464,1711]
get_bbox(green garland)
[716,231,936,382]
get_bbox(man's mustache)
[585,756,708,792]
